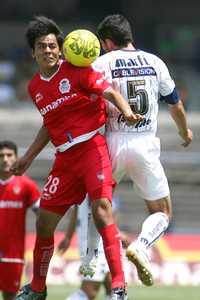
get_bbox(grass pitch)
[1,285,200,299]
[9,285,199,300]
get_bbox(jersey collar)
[40,60,63,82]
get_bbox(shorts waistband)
[106,131,156,138]
[57,128,101,152]
[0,257,24,264]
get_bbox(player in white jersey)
[58,197,129,300]
[81,14,193,287]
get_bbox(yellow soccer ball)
[63,29,100,67]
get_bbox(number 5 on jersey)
[127,80,149,115]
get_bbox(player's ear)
[107,39,116,51]
[103,39,115,52]
[31,49,35,59]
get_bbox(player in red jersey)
[11,16,142,300]
[0,141,40,300]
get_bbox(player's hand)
[124,111,143,125]
[57,237,71,255]
[10,156,32,175]
[120,231,132,249]
[179,128,193,147]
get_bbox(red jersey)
[28,60,109,147]
[0,175,40,262]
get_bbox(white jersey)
[93,49,175,134]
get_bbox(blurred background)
[0,0,200,291]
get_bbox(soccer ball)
[63,29,100,67]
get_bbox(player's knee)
[36,216,55,237]
[91,198,113,228]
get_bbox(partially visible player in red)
[11,16,142,300]
[0,140,40,300]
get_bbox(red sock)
[31,236,54,292]
[99,224,125,289]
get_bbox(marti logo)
[59,78,70,94]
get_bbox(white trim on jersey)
[0,257,24,264]
[56,127,103,152]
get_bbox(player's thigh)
[83,137,113,202]
[106,133,126,183]
[0,262,23,293]
[129,136,170,200]
[40,154,86,214]
[145,196,172,219]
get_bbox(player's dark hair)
[0,141,17,155]
[97,14,133,47]
[25,16,64,50]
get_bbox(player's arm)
[103,86,143,124]
[80,67,143,124]
[157,57,193,147]
[168,99,193,147]
[57,205,78,255]
[31,199,40,215]
[11,125,50,175]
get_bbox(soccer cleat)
[79,259,97,277]
[126,244,154,286]
[15,284,47,300]
[110,287,128,300]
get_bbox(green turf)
[2,285,199,300]
[47,285,200,300]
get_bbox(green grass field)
[2,285,199,300]
[47,285,200,300]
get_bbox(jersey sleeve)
[92,56,113,85]
[24,176,41,208]
[79,66,110,95]
[157,57,176,96]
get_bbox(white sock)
[134,212,169,251]
[82,208,100,265]
[66,289,89,300]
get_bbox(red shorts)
[40,133,114,215]
[0,262,23,293]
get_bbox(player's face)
[32,34,61,76]
[0,148,17,174]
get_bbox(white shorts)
[106,132,170,200]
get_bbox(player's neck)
[120,43,135,50]
[39,61,60,79]
[0,172,13,181]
